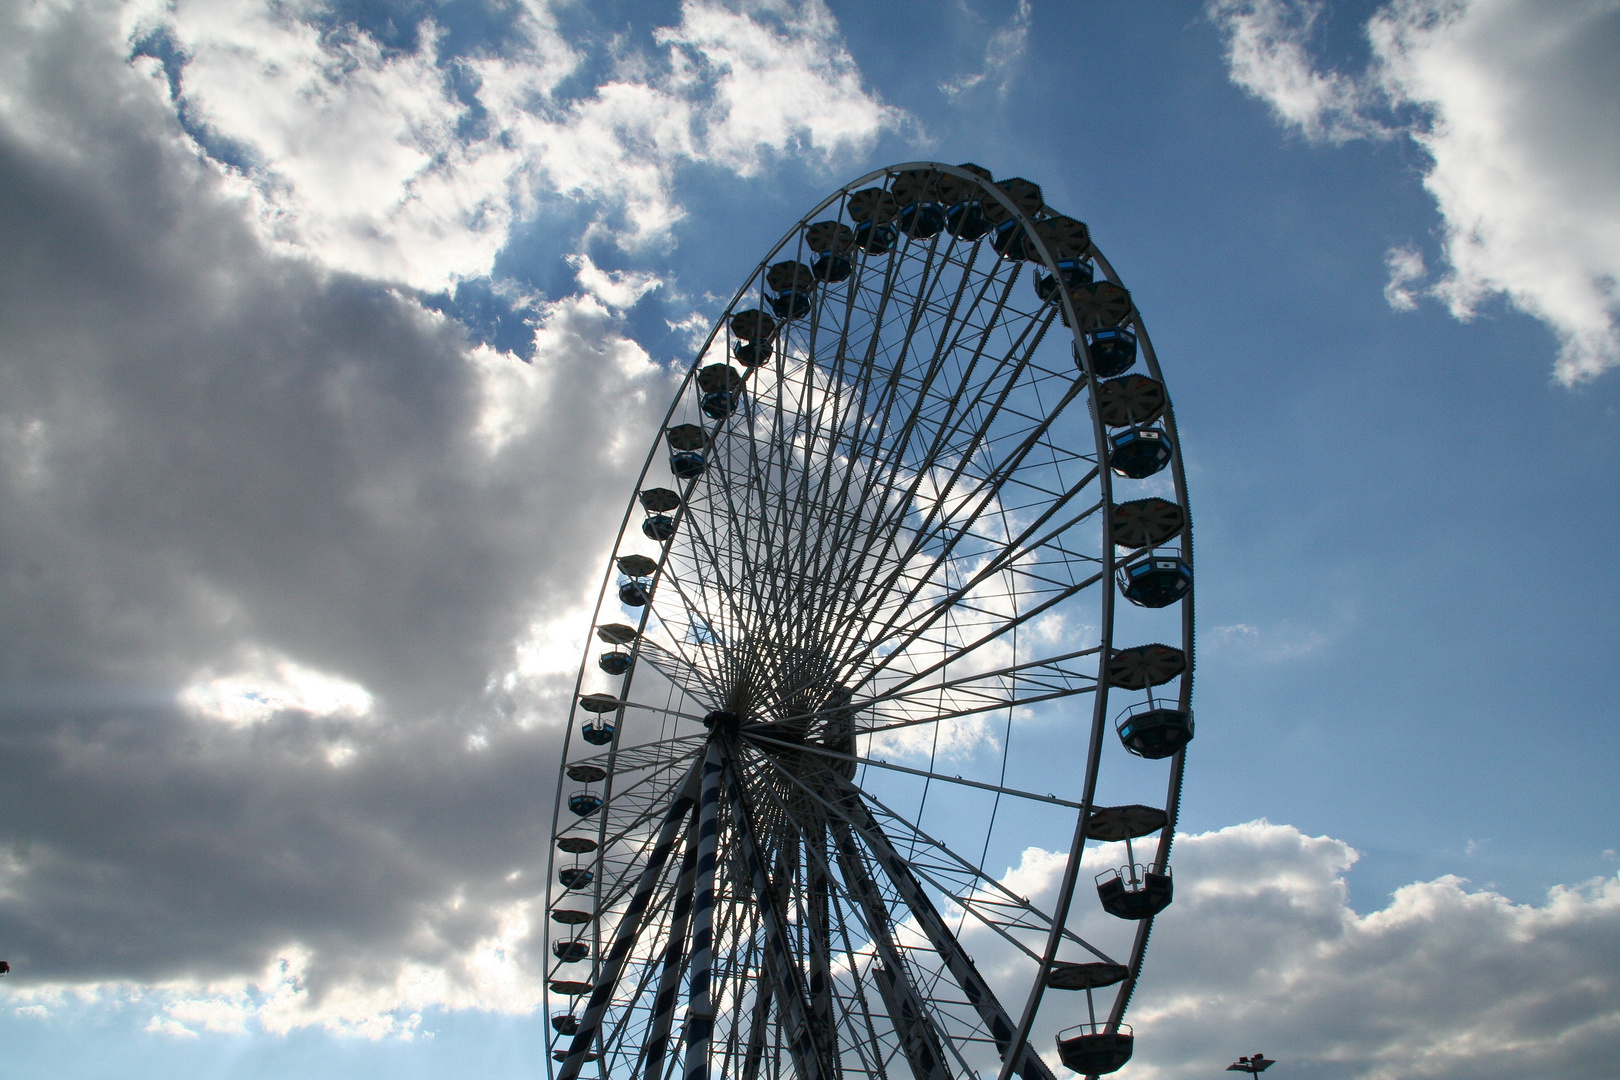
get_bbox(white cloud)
[1383,242,1426,311]
[655,0,906,167]
[5,901,556,1040]
[480,0,906,249]
[122,0,566,291]
[961,823,1620,1080]
[1208,0,1392,142]
[120,0,902,287]
[666,309,715,351]
[1206,620,1328,661]
[942,0,1033,101]
[566,252,664,310]
[1209,0,1620,382]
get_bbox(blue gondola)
[1116,552,1192,608]
[1117,704,1194,759]
[580,721,614,746]
[770,290,812,320]
[670,451,705,479]
[811,253,852,283]
[853,221,896,254]
[946,202,991,240]
[619,580,650,607]
[568,791,602,816]
[1086,325,1137,377]
[733,339,771,367]
[701,391,738,420]
[552,938,590,962]
[598,650,631,675]
[898,202,945,239]
[642,515,676,542]
[990,219,1028,259]
[1036,259,1094,303]
[1109,428,1172,479]
[558,866,594,890]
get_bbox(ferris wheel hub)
[702,709,740,733]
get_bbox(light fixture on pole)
[1227,1054,1275,1074]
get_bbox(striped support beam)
[680,740,725,1080]
[833,784,1058,1080]
[727,763,832,1080]
[641,801,701,1080]
[556,757,702,1080]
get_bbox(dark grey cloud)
[0,0,670,1002]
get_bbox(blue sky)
[1,0,1617,1077]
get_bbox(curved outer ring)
[540,162,1193,1079]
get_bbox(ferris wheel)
[543,162,1194,1080]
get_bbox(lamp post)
[1227,1054,1274,1075]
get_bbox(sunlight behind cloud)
[179,653,375,725]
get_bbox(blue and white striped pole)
[641,801,700,1080]
[728,763,830,1080]
[680,739,726,1080]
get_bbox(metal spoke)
[743,733,1086,811]
[743,743,1115,966]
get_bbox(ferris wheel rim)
[542,161,1194,1080]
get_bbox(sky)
[0,0,1617,1078]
